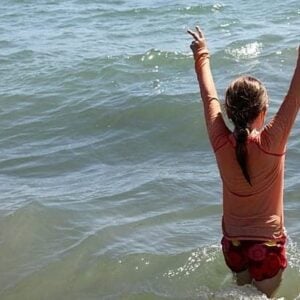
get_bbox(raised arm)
[287,47,300,99]
[187,26,229,150]
[262,47,300,152]
[187,27,218,103]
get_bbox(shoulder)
[253,128,286,156]
[213,131,233,152]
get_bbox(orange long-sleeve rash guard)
[194,51,300,241]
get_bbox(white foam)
[226,42,262,60]
[163,245,220,279]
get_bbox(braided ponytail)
[235,126,251,185]
[225,76,268,185]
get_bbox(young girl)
[187,26,300,298]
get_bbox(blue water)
[0,1,300,299]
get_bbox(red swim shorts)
[221,236,287,281]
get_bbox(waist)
[222,215,285,241]
[224,237,286,247]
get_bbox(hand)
[187,26,209,59]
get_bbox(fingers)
[196,26,204,39]
[187,26,205,41]
[187,26,207,55]
[187,29,198,40]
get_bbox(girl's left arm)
[188,27,229,149]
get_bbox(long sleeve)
[194,51,230,151]
[262,51,300,153]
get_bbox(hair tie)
[236,127,250,143]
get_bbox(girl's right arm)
[263,47,300,152]
[287,47,300,99]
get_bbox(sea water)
[0,0,300,299]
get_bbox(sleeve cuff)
[194,48,210,61]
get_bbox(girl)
[187,26,300,298]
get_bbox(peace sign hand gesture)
[187,26,209,59]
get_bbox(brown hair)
[225,76,268,185]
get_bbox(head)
[224,76,269,185]
[225,75,268,129]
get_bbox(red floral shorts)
[221,236,287,281]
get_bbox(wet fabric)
[221,236,287,281]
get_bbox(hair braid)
[225,76,268,185]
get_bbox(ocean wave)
[99,48,191,70]
[0,39,16,49]
[129,48,191,67]
[225,41,263,60]
[99,49,193,96]
[2,49,35,61]
[99,3,225,19]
